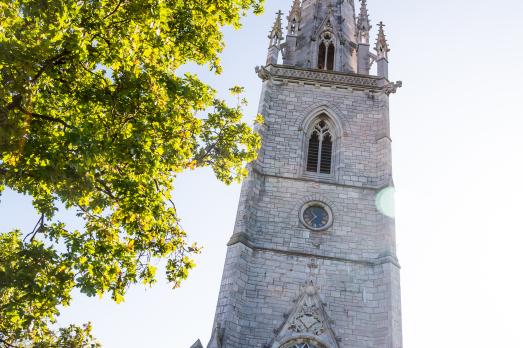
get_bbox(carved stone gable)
[270,282,340,348]
[314,12,338,40]
[288,295,325,336]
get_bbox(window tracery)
[306,118,333,175]
[317,32,335,70]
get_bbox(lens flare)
[376,187,395,218]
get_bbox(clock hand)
[311,211,318,224]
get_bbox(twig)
[23,213,44,243]
[79,62,108,86]
[103,0,125,20]
[92,32,113,49]
[95,178,116,200]
[0,337,17,348]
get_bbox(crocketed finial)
[375,21,390,59]
[357,0,372,44]
[268,10,284,48]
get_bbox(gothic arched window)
[317,32,335,70]
[306,119,333,175]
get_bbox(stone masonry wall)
[255,79,392,188]
[208,74,402,348]
[212,248,401,348]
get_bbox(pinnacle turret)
[357,0,372,44]
[268,10,284,48]
[266,10,284,65]
[375,21,390,60]
[287,0,301,35]
[374,21,391,78]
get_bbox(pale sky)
[2,0,523,347]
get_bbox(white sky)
[2,0,523,347]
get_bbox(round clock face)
[302,205,330,230]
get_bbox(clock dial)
[303,206,329,229]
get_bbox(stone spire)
[266,10,284,65]
[375,21,390,59]
[356,0,372,44]
[287,0,301,36]
[283,0,358,72]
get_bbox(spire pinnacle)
[375,21,390,59]
[357,0,372,44]
[287,0,301,35]
[268,10,284,48]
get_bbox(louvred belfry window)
[318,42,327,70]
[306,119,333,175]
[317,32,335,70]
[326,43,335,70]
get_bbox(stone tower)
[199,1,403,347]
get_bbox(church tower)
[202,1,403,347]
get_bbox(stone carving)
[265,65,381,89]
[288,297,326,336]
[383,80,403,95]
[269,282,340,348]
[255,65,271,81]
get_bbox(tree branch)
[95,178,116,200]
[5,94,23,112]
[17,106,71,128]
[0,337,17,348]
[24,213,45,243]
[154,179,176,209]
[107,18,131,29]
[32,50,71,85]
[103,0,125,20]
[5,94,72,128]
[194,143,217,164]
[79,62,110,87]
[92,33,113,49]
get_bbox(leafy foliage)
[0,0,263,345]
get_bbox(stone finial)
[287,0,301,35]
[375,21,390,59]
[268,10,284,48]
[357,0,372,44]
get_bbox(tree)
[0,0,264,345]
